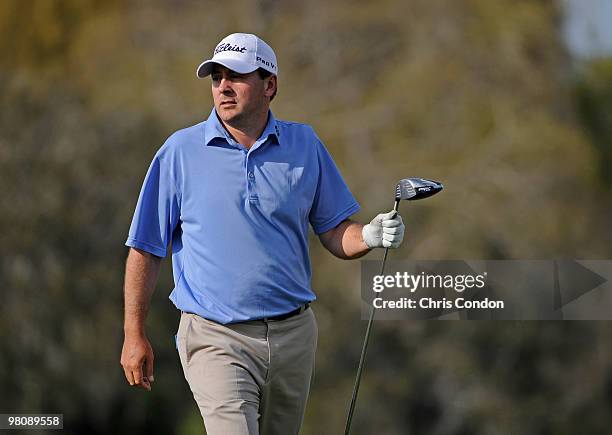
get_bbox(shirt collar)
[203,107,281,147]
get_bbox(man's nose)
[218,77,233,93]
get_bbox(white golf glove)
[362,211,405,249]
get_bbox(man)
[120,33,404,435]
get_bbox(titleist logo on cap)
[214,43,247,55]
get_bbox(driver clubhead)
[396,178,443,201]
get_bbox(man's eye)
[211,75,221,81]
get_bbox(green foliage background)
[1,1,611,434]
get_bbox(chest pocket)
[255,162,311,219]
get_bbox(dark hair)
[257,68,277,101]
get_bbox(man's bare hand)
[121,333,155,391]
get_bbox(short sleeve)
[125,153,181,257]
[309,139,360,234]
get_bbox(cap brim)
[196,58,258,78]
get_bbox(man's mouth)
[220,101,237,106]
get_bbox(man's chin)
[217,107,241,122]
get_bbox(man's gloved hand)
[362,211,405,249]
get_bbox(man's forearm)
[320,220,371,260]
[124,248,162,335]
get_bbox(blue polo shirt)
[126,108,360,323]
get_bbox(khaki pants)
[176,308,318,435]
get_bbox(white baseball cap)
[196,33,278,78]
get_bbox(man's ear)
[264,75,277,97]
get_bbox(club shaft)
[344,200,400,435]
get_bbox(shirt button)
[248,172,255,180]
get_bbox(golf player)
[120,33,405,435]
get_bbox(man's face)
[211,65,274,126]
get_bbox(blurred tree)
[575,58,612,187]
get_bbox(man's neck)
[220,110,269,149]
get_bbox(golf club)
[343,178,444,435]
